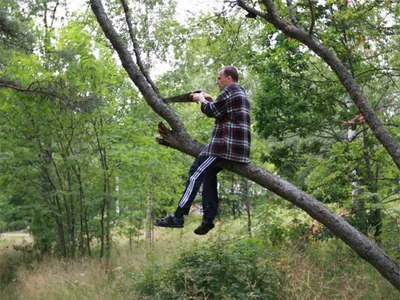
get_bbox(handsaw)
[164,90,213,103]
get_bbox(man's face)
[216,69,231,91]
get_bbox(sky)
[68,0,220,22]
[66,0,222,76]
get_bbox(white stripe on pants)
[178,156,217,208]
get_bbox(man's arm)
[192,91,229,119]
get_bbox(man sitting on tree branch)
[155,66,251,235]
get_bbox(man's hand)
[202,92,214,102]
[191,92,213,104]
[191,92,205,103]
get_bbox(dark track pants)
[174,156,222,221]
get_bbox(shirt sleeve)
[200,88,230,119]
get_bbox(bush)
[0,220,6,233]
[134,237,281,299]
[0,251,23,284]
[5,220,27,232]
[0,246,36,286]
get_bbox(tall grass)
[1,217,399,299]
[276,240,397,299]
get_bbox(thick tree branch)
[90,0,400,290]
[240,0,400,172]
[89,0,200,156]
[119,0,159,95]
[157,120,400,289]
[236,0,267,18]
[237,0,400,289]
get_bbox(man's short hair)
[221,66,239,82]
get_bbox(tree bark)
[100,195,105,259]
[243,179,252,237]
[55,217,67,258]
[363,132,383,244]
[89,0,400,290]
[84,206,92,257]
[146,187,152,248]
[92,117,113,261]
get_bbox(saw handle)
[189,90,202,101]
[189,90,213,102]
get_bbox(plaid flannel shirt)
[199,83,251,163]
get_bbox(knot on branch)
[155,122,172,147]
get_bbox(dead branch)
[0,79,66,100]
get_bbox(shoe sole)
[154,223,184,228]
[194,224,215,235]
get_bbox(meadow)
[0,216,398,300]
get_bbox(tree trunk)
[73,168,91,257]
[100,195,105,259]
[91,117,113,261]
[146,188,152,248]
[55,216,67,258]
[89,0,400,290]
[84,206,92,257]
[347,117,366,229]
[105,167,112,264]
[105,194,111,262]
[346,98,362,214]
[75,171,86,257]
[67,169,76,260]
[129,207,134,252]
[246,205,252,237]
[363,132,383,244]
[231,175,237,218]
[243,179,252,237]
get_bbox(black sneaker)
[194,220,215,235]
[154,214,184,228]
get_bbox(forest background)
[0,0,399,298]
